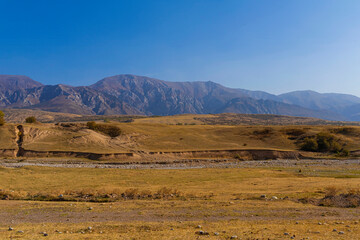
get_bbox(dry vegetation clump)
[330,127,359,136]
[87,121,122,137]
[299,187,360,208]
[252,128,273,138]
[0,187,198,202]
[25,116,37,123]
[284,128,306,140]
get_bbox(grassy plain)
[0,165,360,239]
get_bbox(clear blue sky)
[1,0,360,96]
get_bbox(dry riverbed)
[1,158,360,169]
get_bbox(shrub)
[87,121,97,130]
[0,110,5,126]
[301,138,318,151]
[25,116,37,123]
[87,121,121,137]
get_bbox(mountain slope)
[0,74,355,120]
[0,75,43,107]
[278,90,360,111]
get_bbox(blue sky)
[1,0,360,96]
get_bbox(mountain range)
[0,74,359,121]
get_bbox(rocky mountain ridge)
[0,74,358,121]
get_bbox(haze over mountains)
[0,74,359,121]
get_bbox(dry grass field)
[1,112,360,239]
[0,164,360,239]
[1,121,360,157]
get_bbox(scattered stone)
[339,231,345,235]
[260,194,266,198]
[58,194,63,198]
[284,232,289,235]
[8,227,13,231]
[170,228,174,230]
[195,230,209,235]
[43,233,48,236]
[88,207,93,210]
[229,201,234,204]
[318,222,322,225]
[290,237,295,239]
[196,225,202,229]
[295,222,299,224]
[345,225,350,227]
[214,232,219,236]
[333,229,337,232]
[17,230,24,234]
[272,196,278,200]
[87,227,92,230]
[230,236,238,239]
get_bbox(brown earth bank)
[0,148,304,161]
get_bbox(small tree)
[25,116,37,123]
[301,137,318,151]
[0,110,5,126]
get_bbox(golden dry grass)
[2,121,360,155]
[0,125,16,149]
[0,165,360,239]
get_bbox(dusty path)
[0,158,360,169]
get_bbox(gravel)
[0,158,360,170]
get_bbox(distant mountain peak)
[0,74,359,121]
[0,75,43,92]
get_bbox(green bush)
[0,110,5,126]
[25,116,37,123]
[301,132,347,154]
[301,138,318,151]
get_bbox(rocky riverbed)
[0,158,360,169]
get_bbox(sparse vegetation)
[25,116,37,123]
[0,187,191,202]
[300,187,360,208]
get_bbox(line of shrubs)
[301,132,349,156]
[87,121,122,137]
